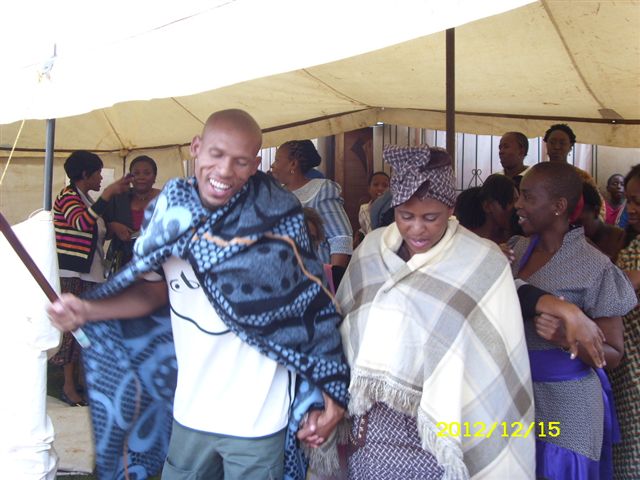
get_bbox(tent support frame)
[446,28,455,163]
[43,119,55,211]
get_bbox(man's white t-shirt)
[161,256,295,437]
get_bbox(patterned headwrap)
[384,144,456,208]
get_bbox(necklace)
[134,191,153,202]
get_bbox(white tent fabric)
[0,211,60,480]
[2,0,637,154]
[47,397,94,474]
[0,0,532,123]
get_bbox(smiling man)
[191,110,263,209]
[47,109,349,480]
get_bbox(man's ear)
[555,197,569,216]
[190,135,201,158]
[481,200,492,214]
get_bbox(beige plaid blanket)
[337,218,534,479]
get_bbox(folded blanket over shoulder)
[82,171,350,480]
[338,220,535,479]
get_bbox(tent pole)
[446,28,455,164]
[43,119,55,211]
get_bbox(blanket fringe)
[417,409,469,480]
[335,418,351,445]
[348,371,421,416]
[304,429,339,475]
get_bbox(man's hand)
[47,294,89,333]
[297,393,345,448]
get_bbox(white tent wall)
[597,146,640,189]
[0,147,189,225]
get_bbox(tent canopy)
[0,0,638,154]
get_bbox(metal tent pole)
[446,28,455,165]
[43,119,55,211]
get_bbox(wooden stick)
[0,211,91,348]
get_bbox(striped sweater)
[54,185,108,273]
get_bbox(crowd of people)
[44,113,639,480]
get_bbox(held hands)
[46,294,89,333]
[297,392,345,448]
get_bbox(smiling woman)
[510,162,636,478]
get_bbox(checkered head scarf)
[384,144,456,207]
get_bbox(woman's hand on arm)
[47,280,168,332]
[534,294,606,368]
[591,316,624,369]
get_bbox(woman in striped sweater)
[50,150,130,405]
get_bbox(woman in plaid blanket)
[336,145,535,479]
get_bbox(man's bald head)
[190,109,264,210]
[203,109,263,156]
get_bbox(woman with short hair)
[270,140,352,267]
[50,150,130,405]
[510,162,636,478]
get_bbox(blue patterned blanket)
[81,172,349,479]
